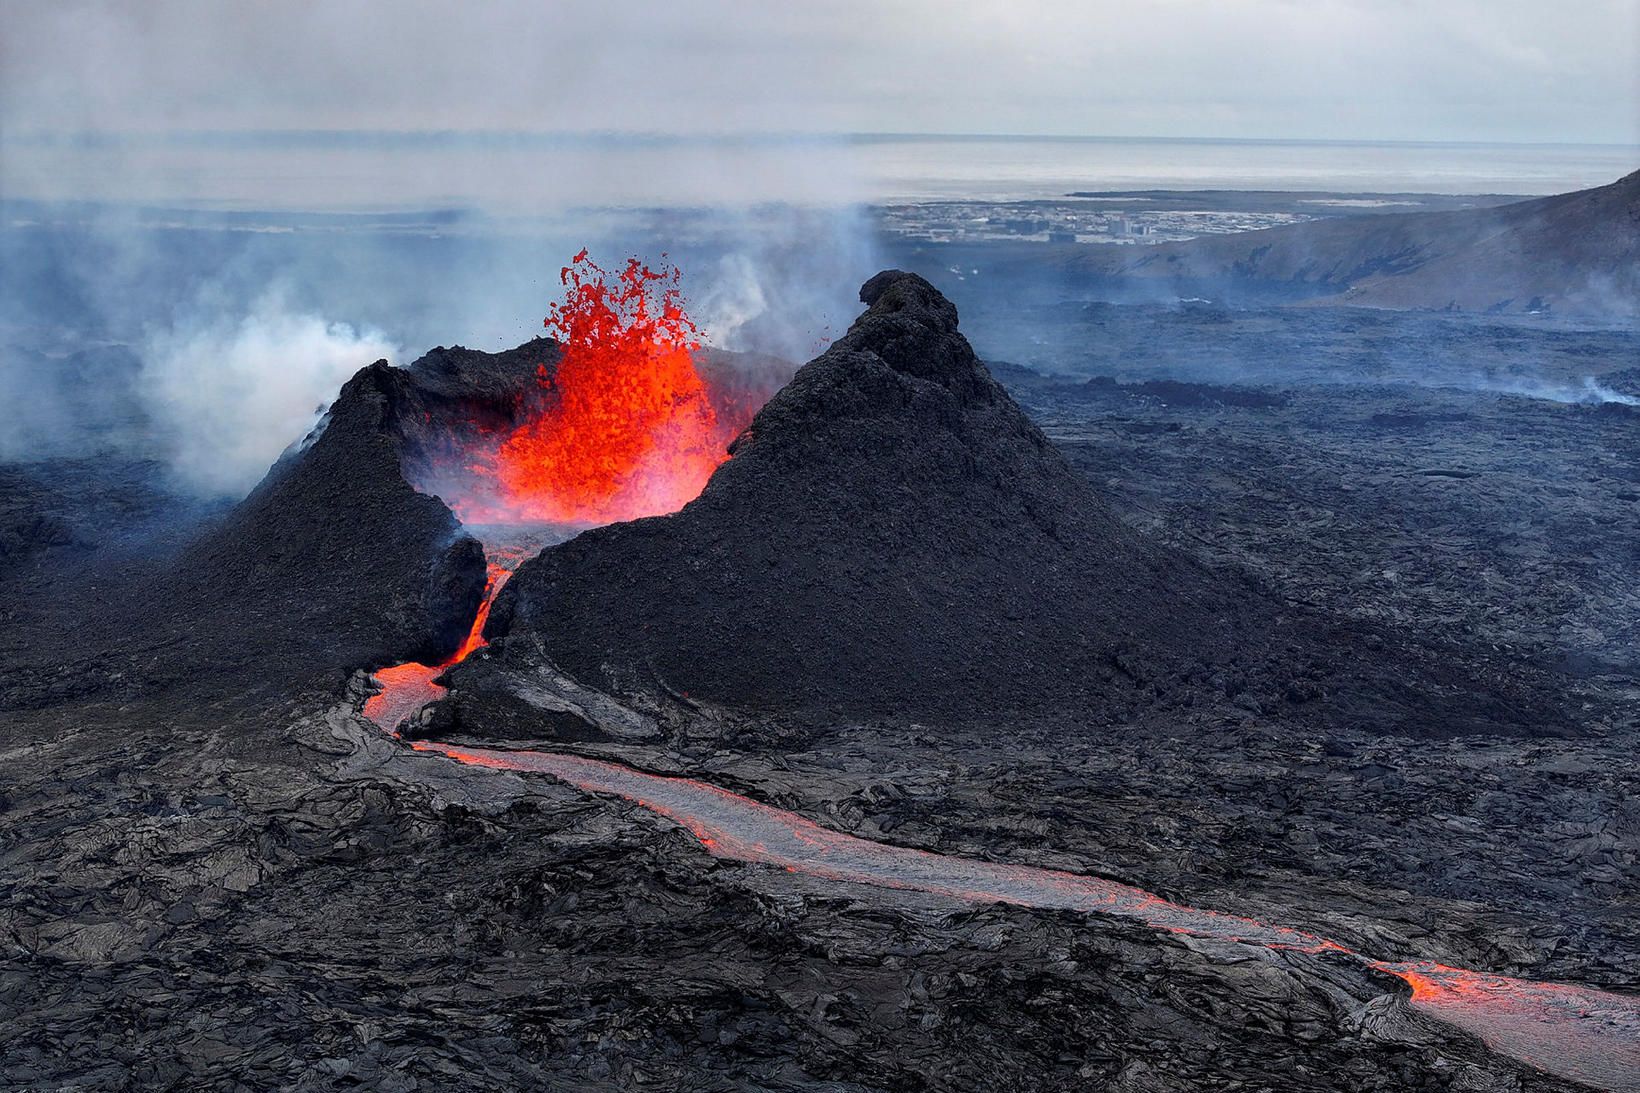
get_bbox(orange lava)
[454,251,734,526]
[449,559,509,662]
[1369,959,1640,1088]
[363,557,514,730]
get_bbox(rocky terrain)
[6,699,1612,1092]
[2,273,1637,1090]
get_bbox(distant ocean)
[853,135,1638,202]
[3,132,1635,216]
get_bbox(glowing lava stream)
[398,741,1640,1091]
[363,541,535,731]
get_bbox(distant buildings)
[875,201,1309,246]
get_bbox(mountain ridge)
[1067,170,1640,318]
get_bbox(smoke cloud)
[138,290,398,496]
[1475,375,1640,407]
[689,205,881,362]
[0,149,882,498]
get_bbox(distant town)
[875,199,1312,244]
[872,189,1520,246]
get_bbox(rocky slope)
[481,271,1256,732]
[0,339,562,709]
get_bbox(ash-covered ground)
[2,268,1638,1091]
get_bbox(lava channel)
[403,741,1640,1092]
[363,536,541,731]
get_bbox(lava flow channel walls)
[410,741,1640,1092]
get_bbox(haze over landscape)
[2,2,1639,1091]
[5,0,1636,140]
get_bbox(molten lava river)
[376,741,1640,1091]
[365,253,1638,1090]
[361,535,545,730]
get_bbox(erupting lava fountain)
[452,250,742,527]
[368,251,752,729]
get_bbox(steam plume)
[138,290,398,496]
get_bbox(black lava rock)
[486,272,1262,731]
[11,340,561,705]
[166,338,571,683]
[177,360,489,672]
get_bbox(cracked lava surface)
[392,738,1640,1091]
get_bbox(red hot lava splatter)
[453,252,735,526]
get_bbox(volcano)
[474,270,1245,729]
[140,278,781,698]
[450,271,1567,739]
[442,272,1233,731]
[111,265,1565,742]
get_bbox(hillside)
[1069,170,1640,319]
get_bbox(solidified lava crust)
[7,244,1637,1093]
[412,740,1640,1093]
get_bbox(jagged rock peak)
[826,270,988,394]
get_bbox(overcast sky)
[2,0,1637,144]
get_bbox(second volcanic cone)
[478,271,1260,731]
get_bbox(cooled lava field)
[2,270,1637,1092]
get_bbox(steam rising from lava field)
[409,252,761,527]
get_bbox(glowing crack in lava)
[452,252,735,526]
[363,541,534,730]
[403,742,1640,1091]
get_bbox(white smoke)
[695,253,769,347]
[689,204,881,363]
[139,290,398,496]
[1471,375,1640,407]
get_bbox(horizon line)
[4,128,1637,152]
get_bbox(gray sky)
[2,0,1637,144]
